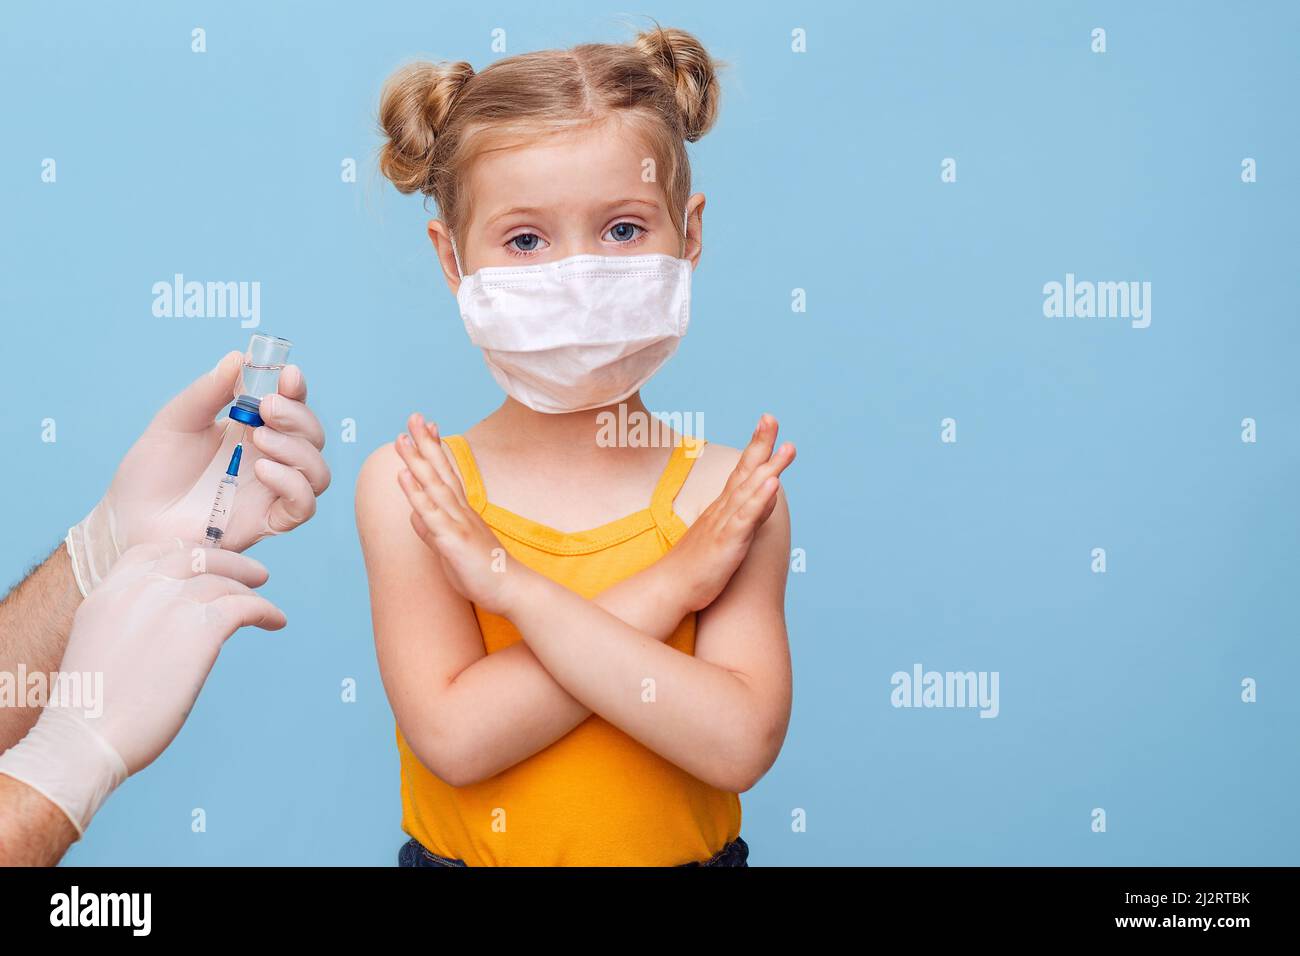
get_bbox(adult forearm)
[0,545,81,752]
[0,772,78,866]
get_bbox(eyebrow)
[484,198,662,228]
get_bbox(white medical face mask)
[450,213,692,414]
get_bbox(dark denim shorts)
[398,835,749,868]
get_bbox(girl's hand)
[667,414,795,613]
[395,413,534,617]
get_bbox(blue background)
[2,1,1296,865]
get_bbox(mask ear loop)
[449,232,464,280]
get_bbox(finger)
[251,426,331,495]
[155,548,271,587]
[421,466,467,522]
[396,465,437,519]
[753,440,797,483]
[729,475,782,532]
[755,481,783,527]
[114,540,188,569]
[418,420,471,511]
[738,440,797,495]
[179,571,258,603]
[398,467,459,531]
[722,414,779,497]
[410,509,433,544]
[254,456,318,533]
[395,434,465,523]
[409,510,442,551]
[207,593,288,634]
[257,394,325,450]
[399,469,457,538]
[437,437,472,511]
[722,442,796,522]
[409,414,468,508]
[277,363,308,403]
[152,351,243,433]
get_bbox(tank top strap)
[650,436,707,541]
[441,435,488,514]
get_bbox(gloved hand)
[65,351,330,596]
[0,541,286,836]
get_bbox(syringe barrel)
[204,474,238,546]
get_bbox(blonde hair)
[377,25,721,246]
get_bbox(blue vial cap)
[229,404,263,428]
[226,444,243,477]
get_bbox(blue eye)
[607,222,642,243]
[509,233,541,252]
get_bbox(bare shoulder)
[674,437,793,539]
[674,441,742,526]
[355,441,403,525]
[355,437,469,526]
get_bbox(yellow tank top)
[395,434,742,866]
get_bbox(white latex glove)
[65,351,330,596]
[0,541,286,836]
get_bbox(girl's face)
[429,119,704,289]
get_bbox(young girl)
[356,26,795,867]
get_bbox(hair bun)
[634,26,719,142]
[378,60,475,194]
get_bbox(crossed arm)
[356,416,794,792]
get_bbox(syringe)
[206,332,290,547]
[204,443,243,547]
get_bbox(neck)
[487,394,651,451]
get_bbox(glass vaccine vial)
[229,334,293,428]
